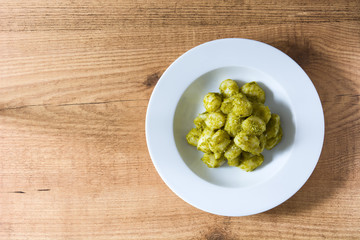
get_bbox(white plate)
[145,38,324,216]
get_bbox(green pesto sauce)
[186,79,282,171]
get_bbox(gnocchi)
[240,81,265,104]
[201,152,226,168]
[205,112,226,130]
[203,92,222,112]
[186,79,283,171]
[219,79,240,98]
[224,142,242,163]
[238,152,264,172]
[224,112,243,137]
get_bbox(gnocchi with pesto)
[186,79,283,171]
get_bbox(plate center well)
[173,66,295,188]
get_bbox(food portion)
[186,79,283,172]
[203,92,222,112]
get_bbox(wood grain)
[0,0,359,239]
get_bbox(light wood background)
[1,0,359,239]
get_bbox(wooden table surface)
[1,0,359,239]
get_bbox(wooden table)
[1,1,359,239]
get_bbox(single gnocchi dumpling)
[224,112,243,137]
[224,142,242,161]
[234,132,262,155]
[203,92,222,112]
[238,152,264,172]
[193,112,209,130]
[219,79,239,98]
[197,128,214,153]
[231,93,253,117]
[240,81,265,104]
[205,112,226,130]
[227,156,241,167]
[220,97,233,114]
[201,152,226,168]
[265,113,281,139]
[266,126,283,150]
[209,129,231,154]
[241,116,266,136]
[186,128,203,147]
[252,102,271,124]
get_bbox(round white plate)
[145,38,324,216]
